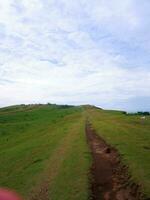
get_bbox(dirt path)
[86,122,142,200]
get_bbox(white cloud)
[0,0,150,110]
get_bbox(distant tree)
[137,111,150,115]
[143,112,150,115]
[58,105,74,109]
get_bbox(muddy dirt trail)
[86,122,142,200]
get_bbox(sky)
[0,0,150,111]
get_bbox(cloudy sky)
[0,0,150,111]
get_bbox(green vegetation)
[0,104,150,199]
[0,104,90,200]
[85,107,150,198]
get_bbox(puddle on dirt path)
[85,122,143,200]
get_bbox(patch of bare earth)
[86,122,143,200]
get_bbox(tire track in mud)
[86,122,143,200]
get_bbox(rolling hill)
[0,104,149,199]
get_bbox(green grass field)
[0,104,90,200]
[0,104,150,199]
[85,107,150,198]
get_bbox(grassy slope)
[85,107,150,198]
[0,105,90,200]
[1,104,150,199]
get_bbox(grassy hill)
[85,107,150,198]
[0,104,90,199]
[0,104,150,199]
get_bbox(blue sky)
[0,0,150,111]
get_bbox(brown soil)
[86,122,143,200]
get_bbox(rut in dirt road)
[86,122,143,200]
